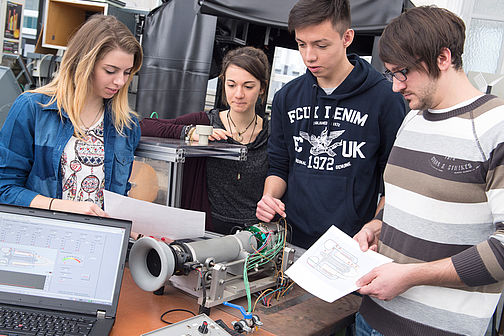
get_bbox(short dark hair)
[219,46,270,104]
[379,6,465,78]
[288,0,351,35]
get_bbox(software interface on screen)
[0,212,126,305]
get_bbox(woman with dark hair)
[140,46,270,235]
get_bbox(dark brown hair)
[379,6,465,78]
[288,0,351,35]
[219,46,270,104]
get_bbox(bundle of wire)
[242,218,294,314]
[253,281,295,311]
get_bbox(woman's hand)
[51,199,108,217]
[191,128,232,141]
[31,195,107,217]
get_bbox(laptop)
[0,203,131,336]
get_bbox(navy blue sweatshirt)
[268,54,406,249]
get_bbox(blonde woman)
[0,14,143,216]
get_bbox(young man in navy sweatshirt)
[256,0,405,249]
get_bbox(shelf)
[42,0,108,50]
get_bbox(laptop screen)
[0,204,131,317]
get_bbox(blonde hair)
[33,14,143,137]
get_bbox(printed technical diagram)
[307,239,359,279]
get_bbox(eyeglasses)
[383,68,409,82]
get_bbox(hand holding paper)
[356,262,416,301]
[285,225,392,302]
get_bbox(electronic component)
[141,313,232,336]
[129,221,294,334]
[128,222,294,309]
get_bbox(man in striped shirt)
[353,6,504,336]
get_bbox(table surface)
[111,268,361,336]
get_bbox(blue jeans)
[354,312,384,336]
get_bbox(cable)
[200,271,207,313]
[193,264,208,314]
[37,54,51,87]
[286,222,293,243]
[243,222,288,313]
[229,225,243,234]
[248,220,293,311]
[252,288,275,312]
[47,55,56,82]
[214,319,242,336]
[160,309,196,324]
[280,281,295,296]
[231,220,292,316]
[276,218,288,300]
[25,60,36,71]
[243,254,252,313]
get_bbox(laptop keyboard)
[0,306,96,336]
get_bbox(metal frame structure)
[169,245,296,309]
[134,137,247,207]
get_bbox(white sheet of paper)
[104,190,205,239]
[285,225,392,303]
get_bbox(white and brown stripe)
[360,95,504,336]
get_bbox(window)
[24,0,39,11]
[267,47,306,107]
[23,16,37,29]
[462,0,504,75]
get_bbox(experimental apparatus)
[128,221,295,334]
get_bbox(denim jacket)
[0,92,140,207]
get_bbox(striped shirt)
[360,94,504,336]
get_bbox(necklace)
[227,111,257,142]
[81,106,104,131]
[247,116,258,144]
[236,115,258,181]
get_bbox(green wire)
[244,254,252,313]
[150,111,159,118]
[243,227,287,313]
